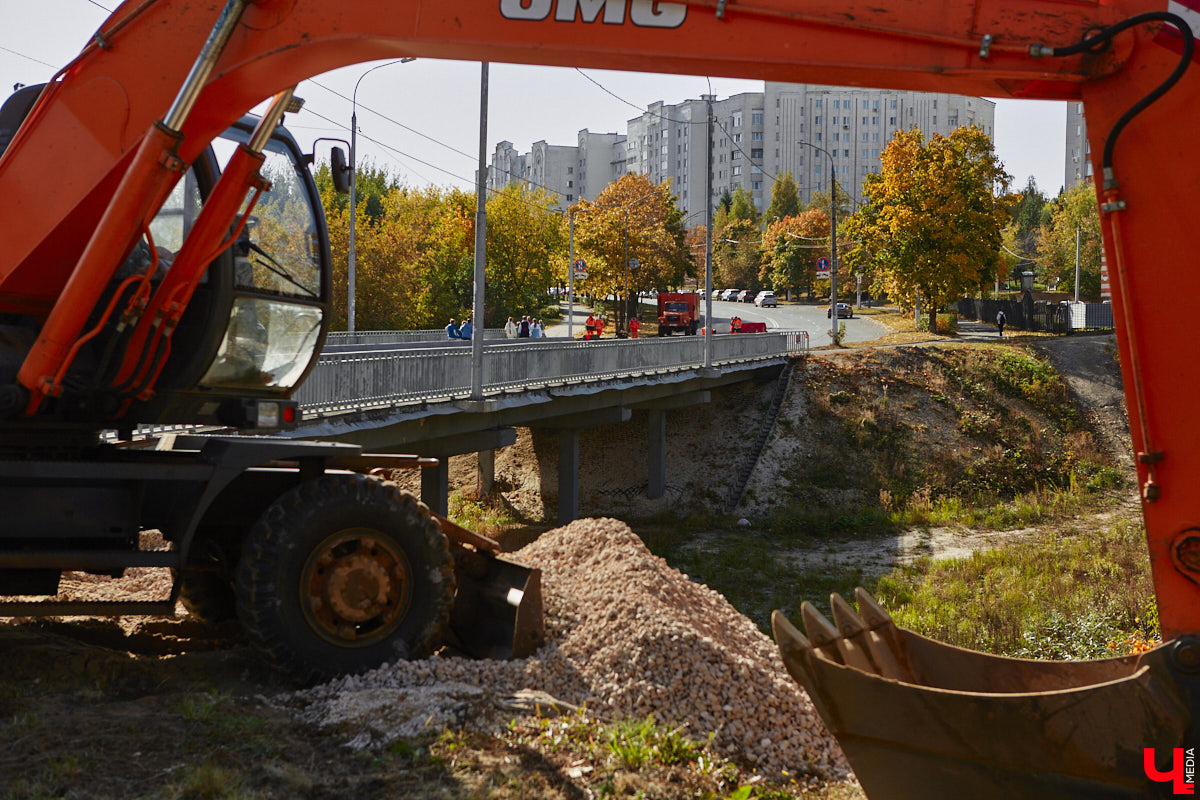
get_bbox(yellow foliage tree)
[760,209,831,299]
[572,173,691,329]
[845,127,1017,331]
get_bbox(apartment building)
[1064,101,1091,189]
[486,82,995,222]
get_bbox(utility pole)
[704,95,714,368]
[1080,225,1089,303]
[470,62,488,401]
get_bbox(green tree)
[728,185,759,225]
[315,159,401,224]
[573,174,691,328]
[763,171,800,226]
[844,127,1017,331]
[714,217,762,290]
[1037,180,1102,300]
[760,209,830,298]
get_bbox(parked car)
[755,291,778,308]
[720,289,740,301]
[712,289,724,300]
[736,290,756,303]
[827,302,854,319]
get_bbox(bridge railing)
[296,330,808,414]
[325,328,506,346]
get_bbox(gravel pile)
[289,518,847,778]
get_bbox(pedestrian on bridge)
[629,317,640,338]
[594,314,605,339]
[505,316,518,338]
[459,318,473,340]
[584,313,595,340]
[446,318,461,339]
[519,316,531,338]
[530,319,542,339]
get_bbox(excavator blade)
[773,588,1199,799]
[432,513,544,660]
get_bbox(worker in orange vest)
[594,314,604,339]
[584,313,595,340]
[629,317,640,338]
[731,316,742,334]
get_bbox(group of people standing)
[505,316,546,339]
[583,313,606,340]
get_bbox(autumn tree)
[1038,180,1102,300]
[1000,175,1050,283]
[844,126,1017,331]
[572,173,691,328]
[760,209,831,298]
[763,172,800,226]
[714,217,762,290]
[485,184,566,324]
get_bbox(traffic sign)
[816,257,830,273]
[572,258,587,279]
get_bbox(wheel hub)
[301,530,413,646]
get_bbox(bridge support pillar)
[421,460,449,517]
[558,429,580,526]
[478,449,495,495]
[648,409,667,500]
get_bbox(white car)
[720,288,740,301]
[755,291,778,308]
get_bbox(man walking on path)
[445,318,460,339]
[996,310,1007,338]
[504,316,517,339]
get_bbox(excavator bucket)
[433,513,544,660]
[773,588,1200,799]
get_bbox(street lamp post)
[348,58,414,333]
[623,190,657,331]
[799,141,838,341]
[567,207,591,340]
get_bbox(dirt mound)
[288,518,847,779]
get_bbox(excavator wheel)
[234,473,456,684]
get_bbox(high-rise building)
[1064,101,1091,189]
[486,82,995,223]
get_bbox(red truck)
[656,292,700,335]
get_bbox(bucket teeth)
[801,601,841,651]
[831,593,867,637]
[855,587,895,630]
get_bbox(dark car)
[827,302,853,319]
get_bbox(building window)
[776,98,781,108]
[872,116,879,125]
[568,180,574,187]
[872,133,880,142]
[873,100,880,111]
[834,100,841,108]
[889,116,896,125]
[734,133,742,143]
[862,133,869,142]
[752,111,763,125]
[733,165,742,176]
[815,115,822,124]
[815,99,822,108]
[843,149,849,157]
[567,194,574,201]
[751,131,763,141]
[732,111,743,126]
[815,132,822,141]
[932,116,937,124]
[732,150,741,160]
[862,116,868,124]
[814,164,821,174]
[891,99,898,109]
[752,180,762,190]
[567,166,573,174]
[862,99,869,109]
[775,148,779,157]
[833,133,840,141]
[751,148,763,159]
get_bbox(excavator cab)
[134,116,330,429]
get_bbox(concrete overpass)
[291,330,809,523]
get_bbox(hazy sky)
[2,2,1068,199]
